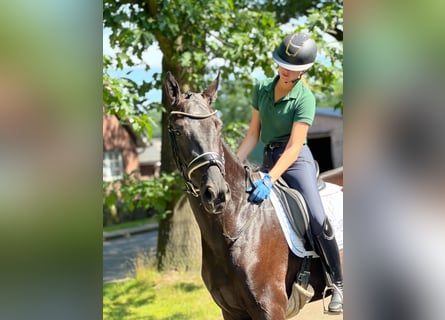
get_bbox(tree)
[302,0,343,111]
[103,0,343,271]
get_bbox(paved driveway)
[103,230,158,283]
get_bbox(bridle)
[168,109,225,197]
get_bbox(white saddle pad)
[268,181,344,257]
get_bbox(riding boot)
[314,219,343,313]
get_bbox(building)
[137,137,162,179]
[307,107,343,172]
[103,114,146,182]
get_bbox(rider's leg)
[314,218,343,312]
[280,145,343,313]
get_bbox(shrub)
[103,172,183,226]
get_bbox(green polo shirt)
[252,76,316,145]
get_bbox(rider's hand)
[247,174,273,204]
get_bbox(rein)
[168,109,225,197]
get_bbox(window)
[103,150,124,182]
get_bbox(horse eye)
[169,126,182,136]
[170,128,181,136]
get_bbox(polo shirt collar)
[263,75,278,93]
[264,75,301,101]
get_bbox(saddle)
[245,163,323,252]
[273,179,314,252]
[271,159,325,252]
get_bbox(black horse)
[165,72,339,320]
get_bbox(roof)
[316,107,342,118]
[137,137,161,164]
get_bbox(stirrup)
[322,284,343,314]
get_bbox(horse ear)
[202,71,221,105]
[165,72,181,106]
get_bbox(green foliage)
[103,172,184,223]
[103,55,159,136]
[214,77,252,151]
[215,77,254,124]
[297,0,344,112]
[223,122,249,152]
[103,0,283,88]
[103,0,343,141]
[251,0,317,25]
[146,107,162,137]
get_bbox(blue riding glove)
[247,174,273,204]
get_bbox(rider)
[236,32,343,313]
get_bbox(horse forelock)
[181,92,212,113]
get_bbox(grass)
[103,217,158,233]
[103,255,223,320]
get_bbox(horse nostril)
[203,187,216,202]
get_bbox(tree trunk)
[156,55,204,272]
[156,195,202,272]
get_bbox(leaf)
[180,52,192,67]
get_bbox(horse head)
[165,72,230,214]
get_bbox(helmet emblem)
[285,34,303,57]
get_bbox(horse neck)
[219,142,261,238]
[221,142,247,192]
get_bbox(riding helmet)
[272,33,317,71]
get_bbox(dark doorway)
[307,135,333,173]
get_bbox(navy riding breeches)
[262,144,326,236]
